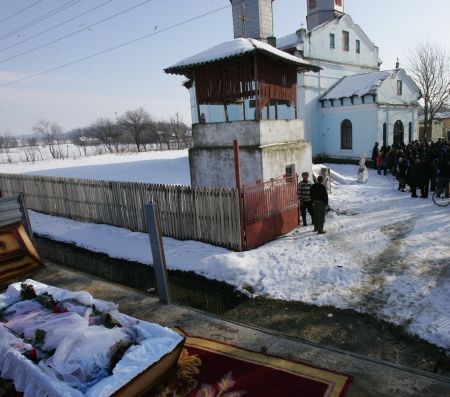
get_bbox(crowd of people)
[371,139,450,198]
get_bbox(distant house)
[418,112,450,142]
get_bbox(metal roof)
[164,38,320,76]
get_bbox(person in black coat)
[419,157,432,198]
[371,142,379,169]
[407,158,421,198]
[310,175,329,234]
[397,157,408,192]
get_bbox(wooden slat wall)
[0,174,242,251]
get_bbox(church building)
[277,0,421,159]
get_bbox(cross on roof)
[238,2,250,38]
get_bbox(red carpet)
[156,330,351,397]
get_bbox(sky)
[0,0,449,136]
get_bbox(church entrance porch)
[393,120,404,145]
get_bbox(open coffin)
[0,279,184,397]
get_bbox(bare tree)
[0,132,18,150]
[157,121,172,150]
[24,137,41,162]
[142,117,162,150]
[32,119,64,159]
[407,40,450,140]
[169,112,188,149]
[118,108,150,152]
[70,128,90,156]
[88,118,121,153]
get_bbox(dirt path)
[351,216,417,318]
[224,296,450,375]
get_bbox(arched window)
[393,120,404,145]
[341,119,352,150]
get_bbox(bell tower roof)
[306,0,344,31]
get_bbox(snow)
[164,37,318,74]
[419,112,450,121]
[4,150,450,352]
[320,70,394,100]
[0,150,191,185]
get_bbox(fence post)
[145,203,171,304]
[234,140,245,251]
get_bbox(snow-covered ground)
[1,149,190,185]
[3,150,449,352]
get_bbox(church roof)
[320,70,395,100]
[277,32,301,50]
[164,38,320,76]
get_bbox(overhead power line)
[0,0,153,64]
[0,0,82,42]
[0,3,231,88]
[0,0,44,24]
[0,0,114,54]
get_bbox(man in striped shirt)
[298,172,314,227]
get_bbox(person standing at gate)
[310,175,328,235]
[298,172,314,227]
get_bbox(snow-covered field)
[2,150,449,352]
[1,149,190,185]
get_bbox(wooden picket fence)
[0,173,242,251]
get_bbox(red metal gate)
[241,175,299,250]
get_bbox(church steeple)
[230,0,274,42]
[306,0,344,31]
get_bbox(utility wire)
[0,0,44,24]
[0,0,82,42]
[0,4,231,87]
[0,0,152,63]
[0,0,114,54]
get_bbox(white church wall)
[377,107,418,146]
[303,15,379,70]
[321,104,378,159]
[298,54,379,156]
[377,69,420,106]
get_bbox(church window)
[356,40,360,54]
[342,31,349,51]
[330,33,335,49]
[397,80,403,95]
[341,119,352,150]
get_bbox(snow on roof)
[320,70,395,100]
[165,37,320,75]
[277,32,300,50]
[418,112,450,121]
[434,112,450,120]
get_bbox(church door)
[393,120,404,145]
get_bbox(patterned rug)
[155,329,351,397]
